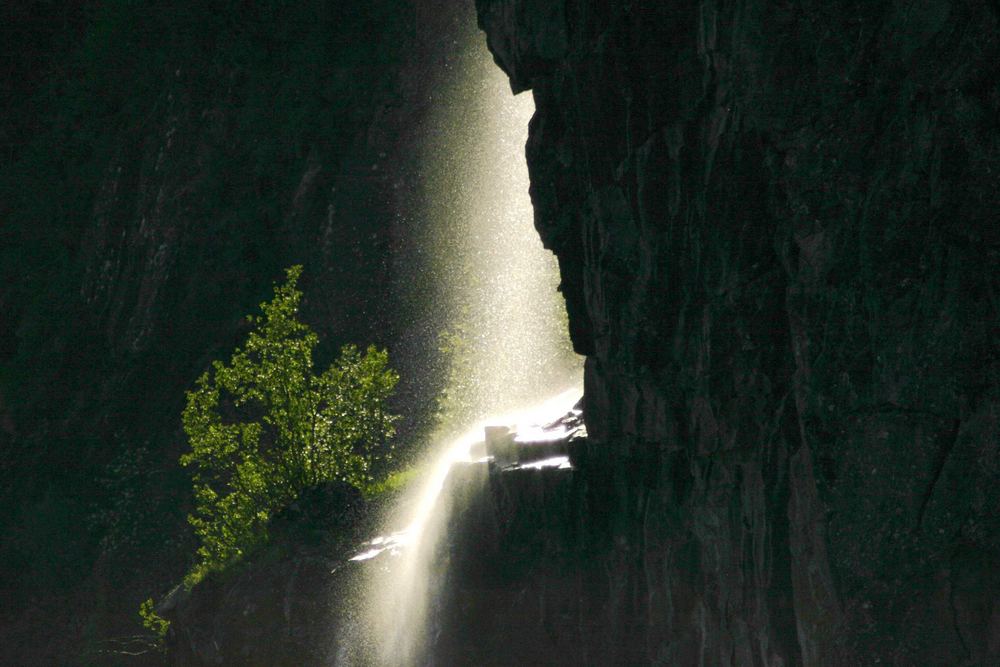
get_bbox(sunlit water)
[346,17,582,667]
[355,389,580,664]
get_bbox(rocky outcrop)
[163,482,368,666]
[474,0,1000,663]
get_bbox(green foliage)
[0,1,414,660]
[180,266,398,584]
[362,464,423,500]
[138,598,170,648]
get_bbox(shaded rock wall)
[0,0,441,662]
[474,0,1000,664]
[164,482,370,666]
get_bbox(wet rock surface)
[471,0,1000,664]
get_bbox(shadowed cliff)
[0,1,445,662]
[468,0,1000,664]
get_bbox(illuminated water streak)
[357,389,580,664]
[413,22,579,424]
[353,18,581,666]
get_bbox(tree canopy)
[180,265,398,582]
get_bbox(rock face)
[0,0,461,661]
[164,482,368,666]
[471,0,1000,664]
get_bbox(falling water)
[346,16,581,666]
[412,30,579,423]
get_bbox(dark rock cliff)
[468,0,999,664]
[162,482,372,666]
[0,0,451,662]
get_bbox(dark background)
[0,1,464,661]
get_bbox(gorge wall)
[5,0,999,664]
[0,1,454,662]
[465,0,1000,664]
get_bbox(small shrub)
[138,598,170,647]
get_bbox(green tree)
[180,265,398,583]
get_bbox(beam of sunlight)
[349,18,582,666]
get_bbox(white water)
[355,389,580,664]
[349,18,581,666]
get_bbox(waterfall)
[342,14,581,666]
